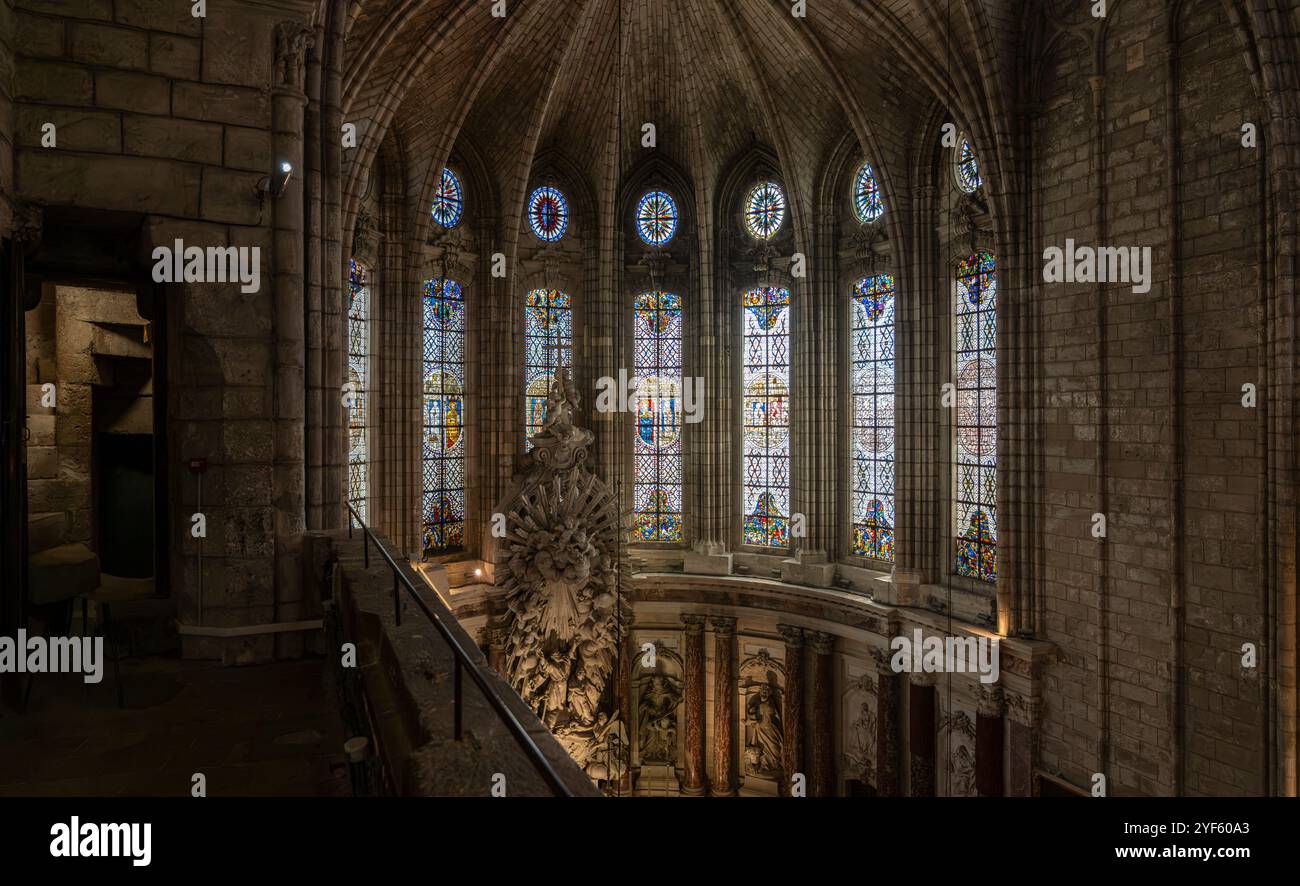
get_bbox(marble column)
[1006,692,1040,797]
[872,648,901,796]
[680,614,708,795]
[778,625,805,796]
[908,675,937,796]
[809,631,835,796]
[976,687,1005,797]
[710,617,737,796]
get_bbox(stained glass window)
[741,286,791,547]
[953,251,996,581]
[743,181,786,240]
[955,136,982,193]
[347,259,370,526]
[632,291,683,543]
[430,167,464,228]
[422,277,466,554]
[528,186,569,242]
[635,190,678,246]
[853,162,884,223]
[851,275,895,561]
[524,288,572,445]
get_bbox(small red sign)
[188,457,208,474]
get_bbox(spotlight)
[255,161,295,207]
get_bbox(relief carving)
[497,369,627,785]
[634,652,683,766]
[739,648,785,779]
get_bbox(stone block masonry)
[10,0,328,665]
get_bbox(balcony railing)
[344,503,574,797]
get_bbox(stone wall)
[13,0,321,661]
[1032,0,1271,797]
[24,285,148,553]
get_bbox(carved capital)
[274,21,315,90]
[976,685,1004,718]
[1005,692,1042,727]
[870,645,898,675]
[709,616,736,638]
[908,670,938,688]
[809,631,835,656]
[681,613,707,634]
[777,624,805,649]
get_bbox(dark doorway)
[96,432,155,578]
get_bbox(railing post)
[393,570,401,626]
[363,530,369,569]
[454,657,463,741]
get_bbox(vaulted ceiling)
[338,0,1027,244]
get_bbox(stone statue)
[635,672,682,764]
[743,677,784,778]
[844,701,877,784]
[495,368,627,783]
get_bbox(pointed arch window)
[851,274,895,561]
[524,288,572,445]
[741,285,791,547]
[422,277,466,554]
[632,291,683,543]
[953,251,997,581]
[347,259,370,526]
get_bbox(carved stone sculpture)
[636,671,683,764]
[496,369,627,782]
[739,649,785,780]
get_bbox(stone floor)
[0,654,352,797]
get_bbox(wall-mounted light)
[256,161,295,209]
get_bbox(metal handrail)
[344,503,574,797]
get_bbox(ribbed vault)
[337,0,1015,245]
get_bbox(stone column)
[270,21,314,656]
[680,615,708,794]
[1006,692,1040,797]
[809,631,835,796]
[908,674,937,796]
[777,625,805,795]
[976,686,1005,797]
[892,184,939,605]
[873,648,901,796]
[710,617,737,796]
[786,229,836,580]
